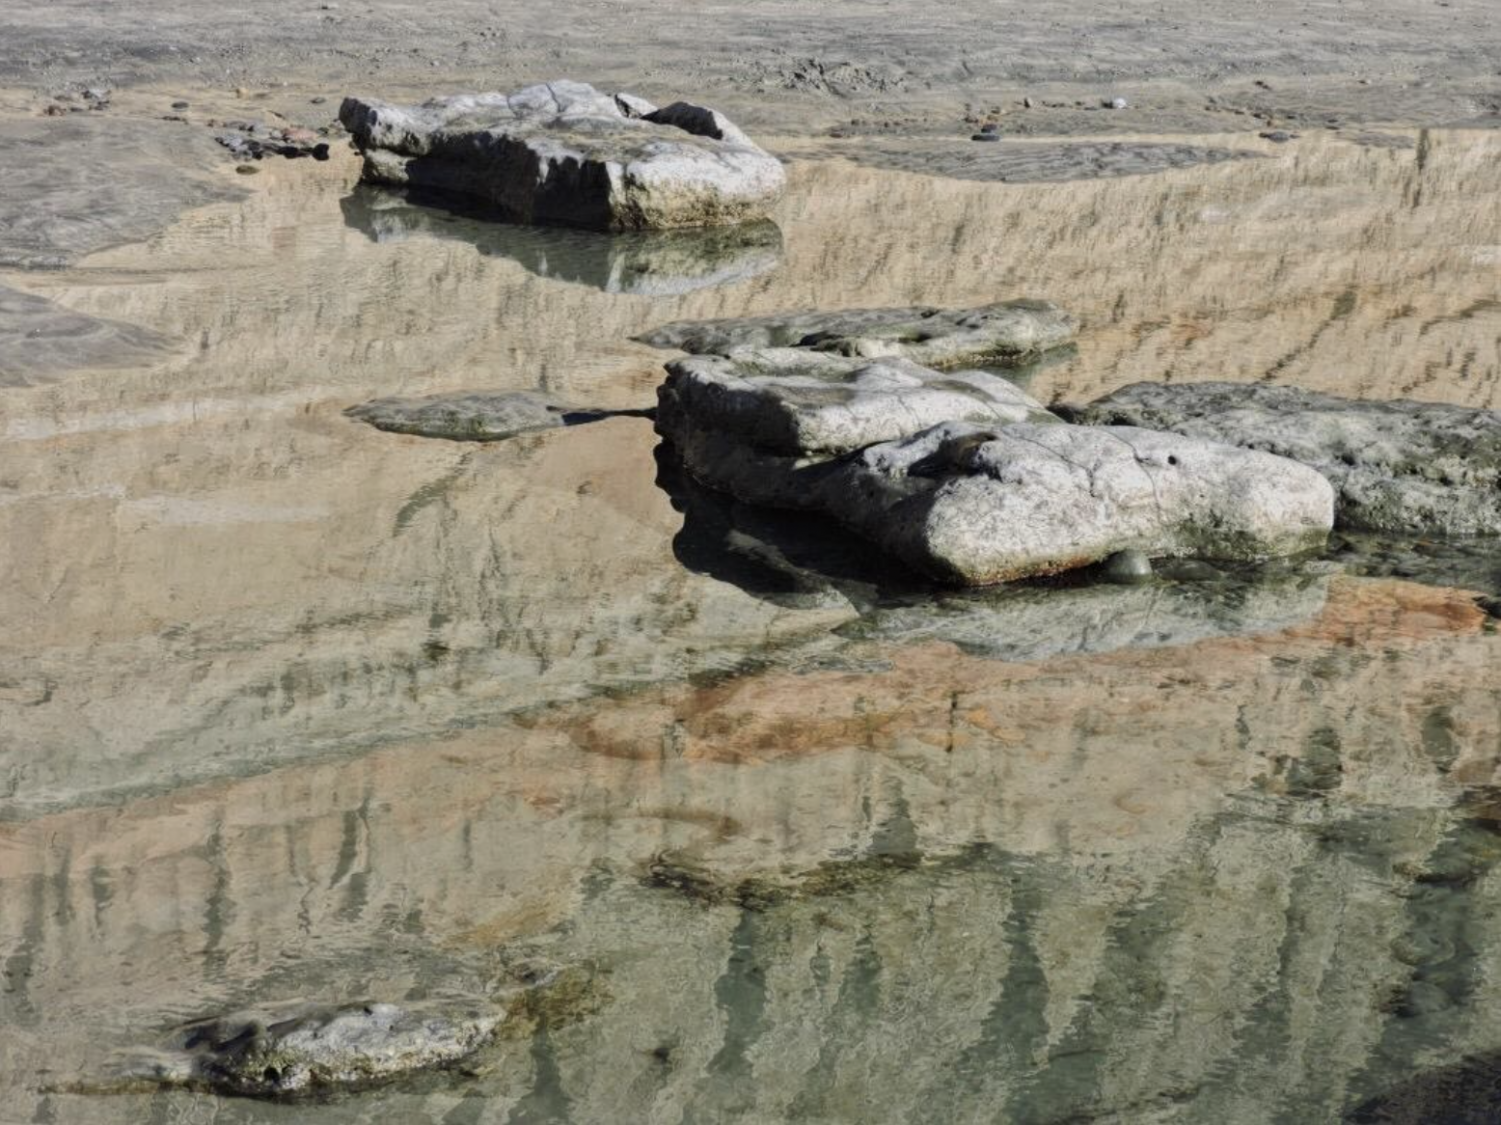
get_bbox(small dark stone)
[235,165,260,175]
[1102,549,1153,583]
[312,143,331,161]
[172,100,190,110]
[980,122,999,134]
[1260,130,1297,143]
[970,132,1001,142]
[310,95,328,105]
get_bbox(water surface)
[1,130,1500,1124]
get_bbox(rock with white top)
[339,80,785,230]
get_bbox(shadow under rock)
[654,439,1335,658]
[340,185,783,296]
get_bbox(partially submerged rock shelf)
[650,301,1336,585]
[1066,381,1501,536]
[340,80,786,231]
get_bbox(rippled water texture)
[2,130,1500,1123]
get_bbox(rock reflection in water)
[340,185,784,296]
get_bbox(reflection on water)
[1,130,1500,1122]
[342,185,785,296]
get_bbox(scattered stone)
[971,132,1001,142]
[346,390,648,441]
[637,300,1077,368]
[1260,130,1297,143]
[42,104,66,117]
[339,80,785,230]
[126,999,502,1098]
[1022,96,1034,109]
[1107,96,1130,110]
[235,164,260,174]
[171,100,190,110]
[1102,548,1153,583]
[83,87,109,102]
[980,122,999,134]
[1069,382,1501,536]
[310,95,328,105]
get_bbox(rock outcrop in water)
[656,340,1334,584]
[136,999,502,1097]
[339,80,785,231]
[639,299,1077,367]
[1068,382,1501,536]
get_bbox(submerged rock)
[1069,382,1501,536]
[135,999,502,1097]
[638,299,1077,367]
[346,391,649,442]
[339,80,785,231]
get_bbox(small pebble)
[42,104,67,117]
[1022,96,1033,108]
[310,95,327,105]
[235,164,260,175]
[1102,549,1153,583]
[312,143,331,161]
[1106,96,1129,110]
[1259,130,1297,143]
[970,132,1001,142]
[83,87,108,101]
[980,122,999,134]
[171,100,190,110]
[234,86,249,98]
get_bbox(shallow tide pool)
[2,129,1500,1123]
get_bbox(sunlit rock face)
[341,80,787,231]
[1071,381,1501,536]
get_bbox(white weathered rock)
[639,299,1077,367]
[658,350,1058,455]
[1069,381,1501,536]
[819,422,1335,583]
[339,80,786,230]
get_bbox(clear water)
[1,129,1500,1123]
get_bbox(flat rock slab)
[639,299,1077,367]
[0,284,177,386]
[340,80,785,231]
[347,391,647,441]
[1069,381,1501,536]
[658,351,1057,456]
[132,999,502,1097]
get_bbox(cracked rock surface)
[340,79,785,231]
[1069,381,1501,536]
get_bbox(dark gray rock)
[638,299,1077,368]
[1069,381,1501,536]
[347,390,648,441]
[339,80,785,231]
